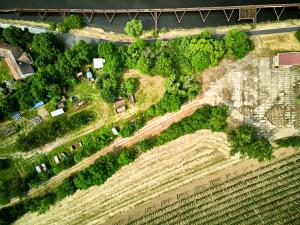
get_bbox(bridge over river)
[0,0,299,32]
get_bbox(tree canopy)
[228,125,274,162]
[225,29,251,59]
[124,19,143,37]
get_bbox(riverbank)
[1,18,300,43]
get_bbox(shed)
[115,106,126,114]
[114,99,125,108]
[51,108,65,117]
[86,70,93,79]
[40,163,47,171]
[53,155,60,164]
[128,94,135,104]
[93,58,105,69]
[35,165,42,173]
[12,112,21,121]
[273,52,300,68]
[70,142,82,151]
[59,152,67,160]
[32,101,44,109]
[112,127,119,136]
[32,115,42,125]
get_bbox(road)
[1,22,300,48]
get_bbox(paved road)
[1,22,300,47]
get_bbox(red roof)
[278,52,300,66]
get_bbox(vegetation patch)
[0,59,12,82]
[228,124,274,162]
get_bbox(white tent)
[51,108,65,117]
[93,58,105,69]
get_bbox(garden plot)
[15,130,240,225]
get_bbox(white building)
[51,108,65,117]
[93,58,105,69]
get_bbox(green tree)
[228,125,273,162]
[154,53,174,76]
[124,19,143,37]
[32,32,61,67]
[98,42,116,59]
[2,26,31,46]
[54,178,76,201]
[64,15,84,30]
[225,29,251,59]
[120,78,139,97]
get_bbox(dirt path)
[1,72,229,209]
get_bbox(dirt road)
[0,70,228,209]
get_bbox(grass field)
[14,130,240,224]
[123,153,300,225]
[0,58,12,82]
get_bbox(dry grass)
[252,32,300,57]
[123,69,165,109]
[15,130,241,225]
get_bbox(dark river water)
[0,0,299,32]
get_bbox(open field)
[0,58,12,82]
[118,151,300,225]
[14,130,241,225]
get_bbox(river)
[0,0,299,32]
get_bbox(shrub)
[124,19,143,37]
[295,30,300,42]
[276,136,300,147]
[49,22,57,31]
[64,15,84,30]
[225,29,251,59]
[228,125,274,162]
[57,23,68,33]
[0,159,11,170]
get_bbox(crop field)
[121,152,300,225]
[14,130,241,225]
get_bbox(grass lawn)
[0,58,13,82]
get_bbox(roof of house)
[51,108,65,117]
[18,52,33,64]
[114,99,125,108]
[32,101,44,109]
[278,52,300,66]
[86,71,93,79]
[0,43,34,79]
[93,58,105,69]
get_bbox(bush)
[276,136,300,147]
[124,19,143,37]
[49,22,57,31]
[295,30,300,42]
[228,125,274,162]
[54,178,76,201]
[225,29,251,59]
[120,78,139,97]
[0,159,11,170]
[57,23,68,33]
[64,15,84,30]
[119,117,145,137]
